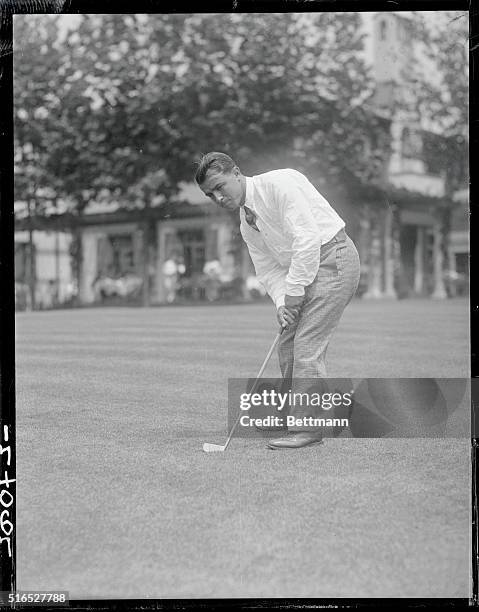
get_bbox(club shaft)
[223,328,284,450]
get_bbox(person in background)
[162,254,179,303]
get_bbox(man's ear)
[233,166,241,177]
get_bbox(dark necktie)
[244,205,259,232]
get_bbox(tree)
[44,12,388,196]
[15,13,390,305]
[13,15,65,307]
[415,11,468,195]
[415,11,468,292]
[434,12,468,195]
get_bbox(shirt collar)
[243,176,255,210]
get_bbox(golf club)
[202,326,285,453]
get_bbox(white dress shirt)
[240,169,345,308]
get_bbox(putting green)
[15,299,470,598]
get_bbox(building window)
[15,242,32,282]
[399,21,411,43]
[98,234,136,277]
[177,228,206,277]
[422,131,445,176]
[205,227,219,261]
[455,252,469,276]
[401,127,422,159]
[379,20,387,41]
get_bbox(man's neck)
[239,175,247,207]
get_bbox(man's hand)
[277,295,305,329]
[277,306,298,329]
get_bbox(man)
[195,152,360,449]
[162,253,180,303]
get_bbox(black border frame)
[1,1,475,608]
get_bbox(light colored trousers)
[278,230,360,431]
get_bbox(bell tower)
[371,12,415,111]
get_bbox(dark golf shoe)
[267,431,323,450]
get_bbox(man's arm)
[274,179,322,302]
[246,240,298,328]
[246,240,287,308]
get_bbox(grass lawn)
[15,298,471,598]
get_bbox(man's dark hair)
[195,152,237,185]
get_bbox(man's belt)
[323,228,347,247]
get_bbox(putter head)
[203,442,226,453]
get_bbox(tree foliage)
[13,11,469,304]
[405,11,468,195]
[14,11,470,211]
[14,12,391,214]
[14,15,63,213]
[428,12,468,194]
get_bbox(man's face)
[199,167,245,211]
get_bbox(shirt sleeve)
[274,179,322,297]
[246,239,287,308]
